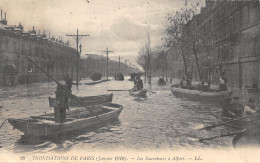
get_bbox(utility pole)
[102,47,113,80]
[118,56,121,73]
[66,29,89,87]
[118,56,124,73]
[125,60,128,74]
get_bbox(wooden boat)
[114,73,124,81]
[48,93,113,107]
[8,103,123,137]
[232,131,260,147]
[170,85,230,103]
[158,78,166,86]
[129,89,147,97]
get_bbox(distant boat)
[114,73,124,81]
[158,78,166,86]
[48,93,113,107]
[8,103,123,137]
[170,85,231,103]
[129,89,147,97]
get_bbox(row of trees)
[137,1,210,84]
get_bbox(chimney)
[49,31,50,39]
[33,26,34,30]
[1,10,2,21]
[4,12,6,21]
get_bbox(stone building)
[172,0,260,92]
[0,10,77,86]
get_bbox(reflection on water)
[0,77,233,153]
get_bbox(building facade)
[0,10,77,86]
[172,0,260,91]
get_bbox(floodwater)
[0,77,234,154]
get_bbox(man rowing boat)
[54,75,73,123]
[222,97,244,118]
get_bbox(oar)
[199,115,252,130]
[27,57,109,127]
[107,89,131,91]
[198,129,246,142]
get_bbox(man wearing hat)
[222,96,244,118]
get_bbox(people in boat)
[222,97,244,118]
[219,72,228,91]
[180,76,187,89]
[54,84,70,123]
[199,78,211,92]
[243,98,259,117]
[158,77,166,85]
[134,75,143,90]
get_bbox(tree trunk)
[149,57,152,89]
[170,67,173,83]
[192,43,201,81]
[181,47,188,78]
[144,68,147,82]
[166,66,168,82]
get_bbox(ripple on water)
[0,78,233,153]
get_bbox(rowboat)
[170,85,230,103]
[232,132,260,147]
[8,103,123,137]
[129,89,147,97]
[48,93,113,107]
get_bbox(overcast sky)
[0,0,204,67]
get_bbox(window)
[21,42,25,55]
[5,38,9,50]
[35,47,39,56]
[29,46,32,56]
[13,40,17,53]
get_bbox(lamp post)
[79,44,82,81]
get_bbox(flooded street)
[0,77,233,154]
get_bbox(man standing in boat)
[54,75,72,123]
[54,84,70,123]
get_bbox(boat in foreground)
[49,93,113,107]
[129,89,147,97]
[171,85,230,103]
[8,103,123,137]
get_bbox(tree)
[164,1,207,81]
[137,27,153,88]
[152,46,168,81]
[137,45,148,81]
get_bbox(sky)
[0,0,204,68]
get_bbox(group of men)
[222,97,258,118]
[179,71,228,92]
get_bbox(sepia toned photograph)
[0,0,259,162]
